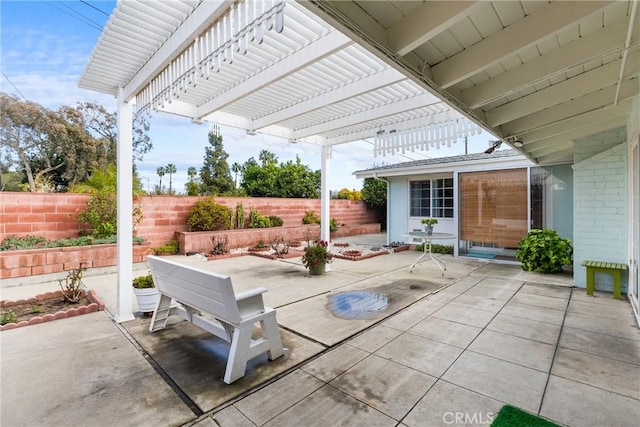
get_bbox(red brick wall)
[0,193,378,248]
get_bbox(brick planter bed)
[331,250,388,261]
[0,289,106,331]
[248,249,305,261]
[1,242,151,279]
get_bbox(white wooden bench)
[146,255,285,384]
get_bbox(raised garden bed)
[1,242,151,279]
[1,289,106,331]
[331,249,388,261]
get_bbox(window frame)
[409,177,454,218]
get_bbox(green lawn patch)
[492,405,559,427]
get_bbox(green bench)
[581,260,628,299]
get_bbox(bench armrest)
[236,287,268,301]
[236,287,268,318]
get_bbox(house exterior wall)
[573,142,628,291]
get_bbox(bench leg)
[261,315,284,360]
[149,294,173,332]
[586,267,596,296]
[613,270,622,299]
[224,324,253,384]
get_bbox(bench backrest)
[147,255,242,324]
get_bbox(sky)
[1,0,497,194]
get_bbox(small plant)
[516,229,573,273]
[329,218,339,232]
[255,239,267,248]
[30,306,43,314]
[152,240,179,255]
[186,197,233,231]
[132,274,155,289]
[1,310,17,325]
[268,215,284,227]
[301,240,333,270]
[248,209,272,228]
[236,202,245,229]
[210,235,230,255]
[58,263,87,303]
[421,218,438,226]
[302,211,320,225]
[271,235,289,257]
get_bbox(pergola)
[80,0,639,322]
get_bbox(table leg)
[427,240,446,276]
[409,241,428,273]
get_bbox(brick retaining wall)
[0,193,378,248]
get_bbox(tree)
[336,188,362,200]
[361,177,387,230]
[185,166,199,195]
[156,167,165,194]
[0,93,66,192]
[0,93,153,192]
[74,102,152,164]
[164,163,177,194]
[241,152,320,198]
[231,162,242,188]
[187,166,197,182]
[199,131,233,195]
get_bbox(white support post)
[115,87,135,323]
[320,145,331,245]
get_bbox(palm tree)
[156,167,165,194]
[231,162,242,188]
[165,163,177,194]
[187,166,197,182]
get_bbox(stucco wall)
[573,142,628,291]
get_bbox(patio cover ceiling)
[300,0,639,165]
[79,0,483,157]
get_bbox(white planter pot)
[133,288,160,313]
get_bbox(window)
[410,178,453,218]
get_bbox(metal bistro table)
[402,232,456,275]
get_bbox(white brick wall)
[573,142,628,291]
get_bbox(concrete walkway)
[2,238,639,427]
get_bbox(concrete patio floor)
[1,235,639,427]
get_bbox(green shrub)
[248,209,272,228]
[516,229,573,273]
[268,215,284,227]
[415,243,453,254]
[329,218,338,232]
[186,197,233,231]
[302,210,320,225]
[152,240,179,255]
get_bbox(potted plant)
[301,240,333,275]
[516,229,573,273]
[421,218,438,235]
[132,274,160,314]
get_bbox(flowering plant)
[301,240,333,269]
